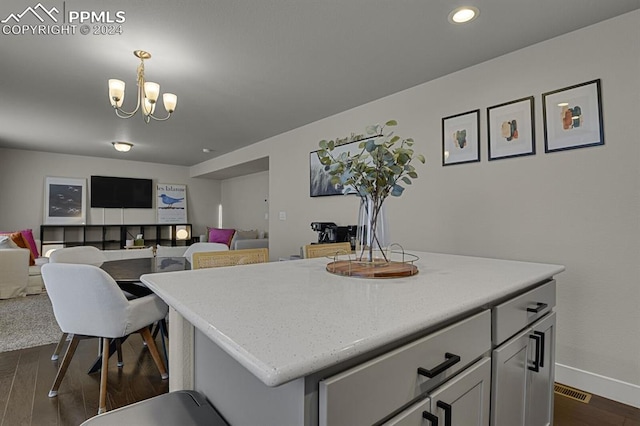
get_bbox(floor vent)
[554,383,592,403]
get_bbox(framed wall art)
[487,96,535,161]
[44,177,86,224]
[442,109,480,166]
[542,79,604,153]
[310,141,362,197]
[157,183,187,223]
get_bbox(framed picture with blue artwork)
[542,79,604,153]
[487,96,535,161]
[44,177,86,224]
[442,109,480,166]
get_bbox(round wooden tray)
[326,260,418,278]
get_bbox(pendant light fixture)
[108,50,178,123]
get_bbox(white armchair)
[0,237,46,299]
[0,248,29,299]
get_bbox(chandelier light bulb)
[163,93,177,113]
[144,82,160,102]
[108,79,125,107]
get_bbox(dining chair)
[191,248,269,269]
[183,242,229,264]
[49,245,106,265]
[41,263,169,414]
[302,242,352,259]
[48,246,108,361]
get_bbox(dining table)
[100,256,191,296]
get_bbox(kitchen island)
[141,251,564,426]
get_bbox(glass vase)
[355,195,390,263]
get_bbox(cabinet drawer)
[319,310,491,426]
[492,280,555,346]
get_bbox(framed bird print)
[156,183,187,223]
[44,177,87,224]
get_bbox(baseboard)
[555,363,640,408]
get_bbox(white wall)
[220,171,269,233]
[192,11,640,402]
[0,148,221,238]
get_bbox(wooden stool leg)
[51,332,69,361]
[98,337,110,414]
[116,339,123,368]
[48,335,80,397]
[139,327,169,380]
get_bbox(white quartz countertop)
[141,251,564,387]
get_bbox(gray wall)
[193,11,640,397]
[220,171,270,233]
[0,148,221,238]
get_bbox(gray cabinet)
[386,357,491,426]
[319,311,491,426]
[491,280,556,426]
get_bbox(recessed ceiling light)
[202,148,215,153]
[112,141,133,152]
[449,6,479,24]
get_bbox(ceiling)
[1,1,638,168]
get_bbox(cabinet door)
[526,312,556,426]
[428,357,491,426]
[491,328,530,426]
[384,358,490,426]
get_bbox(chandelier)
[108,50,177,123]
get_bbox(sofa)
[207,227,269,251]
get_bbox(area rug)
[0,293,62,353]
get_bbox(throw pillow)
[235,229,259,240]
[18,228,40,259]
[0,235,19,249]
[207,228,236,247]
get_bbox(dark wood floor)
[1,339,639,425]
[0,336,168,426]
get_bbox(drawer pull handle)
[437,401,452,426]
[533,330,545,368]
[528,333,542,372]
[526,302,548,313]
[422,411,438,425]
[417,352,461,378]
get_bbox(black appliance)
[310,222,357,249]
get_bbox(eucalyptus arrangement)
[317,120,425,262]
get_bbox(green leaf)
[402,177,412,185]
[408,171,418,179]
[328,140,335,150]
[417,154,426,163]
[390,135,400,144]
[319,140,328,149]
[366,125,378,135]
[365,140,376,152]
[385,120,398,127]
[391,184,404,196]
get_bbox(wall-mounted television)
[90,176,153,208]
